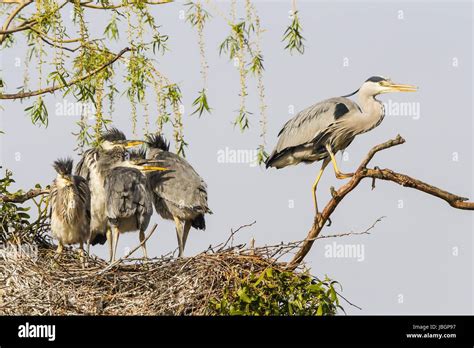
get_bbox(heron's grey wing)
[105,167,148,220]
[74,148,98,180]
[267,97,357,166]
[148,152,210,213]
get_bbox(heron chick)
[266,76,417,214]
[50,158,91,260]
[75,128,145,257]
[145,134,212,257]
[104,147,168,262]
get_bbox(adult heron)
[145,134,212,257]
[265,76,417,214]
[50,158,91,260]
[75,128,144,257]
[104,148,167,262]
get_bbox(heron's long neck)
[355,94,385,134]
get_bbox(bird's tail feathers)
[191,214,206,230]
[90,232,107,246]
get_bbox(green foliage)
[185,1,211,27]
[0,169,50,246]
[256,145,269,165]
[234,109,251,132]
[191,88,211,117]
[25,96,49,127]
[283,11,305,55]
[0,169,30,245]
[249,53,264,75]
[151,31,169,55]
[210,267,342,316]
[219,22,248,59]
[104,12,120,41]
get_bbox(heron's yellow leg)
[174,216,184,257]
[79,242,85,268]
[112,226,120,263]
[312,158,330,214]
[325,144,353,179]
[139,230,148,259]
[56,242,63,254]
[106,227,113,263]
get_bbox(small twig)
[217,220,256,251]
[317,217,385,240]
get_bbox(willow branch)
[0,188,50,203]
[0,47,130,100]
[78,0,173,9]
[0,1,69,37]
[0,0,33,42]
[287,135,474,270]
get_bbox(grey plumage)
[146,134,211,257]
[50,158,91,256]
[266,97,361,169]
[74,128,148,260]
[105,166,153,234]
[104,146,168,261]
[266,76,417,213]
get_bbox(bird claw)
[336,172,354,179]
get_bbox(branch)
[78,0,173,9]
[0,188,50,203]
[0,0,33,42]
[317,217,385,240]
[0,47,130,100]
[0,1,69,37]
[287,135,474,270]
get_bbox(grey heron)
[74,128,146,259]
[50,158,91,260]
[145,134,212,257]
[266,76,417,214]
[103,147,167,262]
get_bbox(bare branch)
[287,135,474,270]
[317,216,385,240]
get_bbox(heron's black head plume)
[341,88,359,98]
[100,127,126,143]
[365,76,387,83]
[128,147,147,161]
[146,133,170,151]
[342,76,388,98]
[53,157,73,176]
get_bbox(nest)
[0,231,304,315]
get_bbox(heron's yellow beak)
[124,140,144,148]
[141,166,168,172]
[386,82,418,92]
[61,175,73,184]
